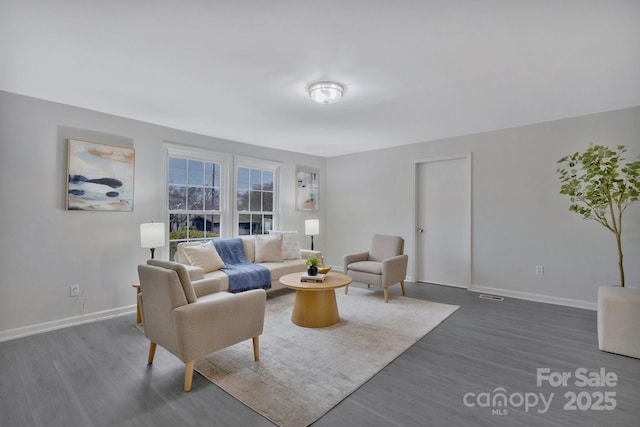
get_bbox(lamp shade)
[140,222,165,248]
[305,219,319,236]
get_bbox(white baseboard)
[469,285,597,311]
[330,265,596,310]
[0,305,137,343]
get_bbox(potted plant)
[557,144,640,358]
[305,255,322,276]
[556,144,640,287]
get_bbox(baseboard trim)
[0,305,137,343]
[328,266,595,310]
[469,285,597,311]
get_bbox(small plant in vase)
[305,255,321,276]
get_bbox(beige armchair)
[137,260,266,391]
[343,234,409,303]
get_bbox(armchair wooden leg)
[253,336,260,361]
[384,288,389,303]
[400,280,406,296]
[147,342,157,364]
[184,360,195,392]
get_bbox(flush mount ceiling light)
[308,81,344,104]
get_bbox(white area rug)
[194,287,459,427]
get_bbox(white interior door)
[416,155,471,288]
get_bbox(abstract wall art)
[296,166,319,211]
[67,139,135,211]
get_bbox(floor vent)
[479,294,504,301]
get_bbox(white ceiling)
[2,1,639,157]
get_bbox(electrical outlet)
[535,265,544,275]
[69,284,80,297]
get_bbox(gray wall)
[2,90,639,339]
[326,107,640,307]
[0,91,325,338]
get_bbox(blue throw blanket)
[212,238,271,293]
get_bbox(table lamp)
[140,222,165,259]
[305,219,319,250]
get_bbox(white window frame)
[234,156,281,236]
[165,144,232,258]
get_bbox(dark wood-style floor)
[1,282,638,426]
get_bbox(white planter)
[597,285,640,359]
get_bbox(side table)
[132,282,141,323]
[279,272,352,328]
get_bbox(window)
[165,148,278,258]
[236,158,279,235]
[167,147,230,260]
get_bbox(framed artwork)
[296,166,319,211]
[67,139,135,211]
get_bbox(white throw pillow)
[255,234,284,263]
[181,241,225,273]
[241,236,256,263]
[269,230,301,260]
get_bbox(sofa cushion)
[348,260,383,275]
[269,230,301,260]
[174,244,189,264]
[259,259,308,281]
[241,236,256,263]
[175,241,211,265]
[203,260,306,292]
[182,241,225,273]
[255,234,283,263]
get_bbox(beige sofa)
[174,234,322,293]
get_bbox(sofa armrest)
[381,254,408,287]
[173,289,266,362]
[191,277,222,298]
[344,251,370,272]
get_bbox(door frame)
[412,153,472,289]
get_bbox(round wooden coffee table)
[279,272,352,328]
